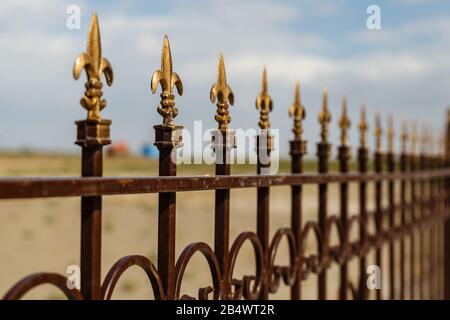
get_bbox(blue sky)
[0,0,449,156]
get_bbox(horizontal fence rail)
[1,12,449,300]
[0,170,448,199]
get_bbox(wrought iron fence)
[1,13,450,300]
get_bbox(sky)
[0,0,449,157]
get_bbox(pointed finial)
[339,97,351,147]
[318,87,331,144]
[151,35,183,127]
[210,53,234,132]
[387,115,394,153]
[375,112,383,152]
[255,66,273,129]
[428,126,434,155]
[73,13,113,120]
[401,120,408,154]
[359,104,368,148]
[411,121,417,156]
[289,81,305,140]
[440,130,446,158]
[420,124,428,154]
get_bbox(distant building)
[106,141,130,157]
[141,143,158,159]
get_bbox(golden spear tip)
[87,11,101,66]
[387,114,394,152]
[218,53,226,84]
[160,34,173,76]
[294,81,300,103]
[262,65,267,94]
[322,87,328,110]
[342,97,347,111]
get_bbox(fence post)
[374,113,383,300]
[288,82,306,300]
[255,67,272,300]
[419,128,427,300]
[428,129,436,299]
[151,36,183,299]
[317,88,331,300]
[445,110,450,299]
[210,54,234,300]
[73,13,113,300]
[399,121,408,300]
[358,105,369,300]
[386,116,395,300]
[338,98,351,300]
[410,123,417,299]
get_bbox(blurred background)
[0,0,448,299]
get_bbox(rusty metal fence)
[1,13,450,300]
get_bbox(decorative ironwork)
[210,53,234,132]
[387,115,394,153]
[375,112,383,153]
[151,35,183,127]
[289,82,305,140]
[319,88,331,144]
[73,13,113,120]
[401,120,408,154]
[255,66,273,129]
[1,15,450,302]
[339,97,351,147]
[359,104,368,149]
[411,121,418,156]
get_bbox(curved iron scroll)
[101,255,165,300]
[3,273,83,300]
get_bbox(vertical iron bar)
[290,139,306,300]
[338,145,350,299]
[358,146,369,299]
[374,150,383,300]
[419,152,426,299]
[214,130,232,299]
[399,152,408,299]
[257,133,271,300]
[317,142,330,300]
[76,118,111,300]
[410,151,417,299]
[387,151,395,299]
[154,125,182,299]
[429,153,436,299]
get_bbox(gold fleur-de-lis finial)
[375,112,383,152]
[151,35,183,127]
[440,131,446,157]
[420,125,428,154]
[427,127,434,155]
[387,115,394,153]
[339,97,351,147]
[210,53,234,132]
[73,13,113,120]
[288,81,305,140]
[318,88,331,144]
[359,104,368,148]
[411,121,417,156]
[401,120,408,154]
[255,66,273,129]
